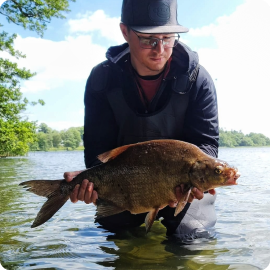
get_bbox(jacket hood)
[105,41,199,75]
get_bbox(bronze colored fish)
[20,139,240,232]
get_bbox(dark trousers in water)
[96,193,217,239]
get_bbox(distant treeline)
[30,124,270,152]
[219,129,270,147]
[29,123,83,151]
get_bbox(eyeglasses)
[132,30,180,49]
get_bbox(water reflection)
[1,149,270,270]
[95,223,260,270]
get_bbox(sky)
[1,0,270,137]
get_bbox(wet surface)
[0,148,270,270]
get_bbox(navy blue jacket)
[83,41,219,234]
[84,42,219,169]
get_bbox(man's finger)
[191,187,204,200]
[77,179,89,201]
[84,182,94,204]
[91,191,98,206]
[175,186,182,201]
[70,184,80,203]
[63,170,83,182]
[209,189,216,195]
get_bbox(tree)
[75,126,84,140]
[51,131,61,148]
[248,133,267,146]
[0,0,75,37]
[0,0,75,156]
[0,29,44,156]
[239,137,254,147]
[219,129,270,147]
[62,128,81,150]
[36,132,52,151]
[0,118,37,156]
[219,131,237,147]
[38,123,52,134]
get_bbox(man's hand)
[168,187,216,207]
[63,171,98,205]
[186,187,216,203]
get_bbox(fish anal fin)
[97,144,132,163]
[145,208,159,234]
[95,199,124,219]
[174,188,192,217]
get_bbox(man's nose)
[153,40,165,54]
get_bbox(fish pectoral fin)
[95,199,124,219]
[174,188,192,217]
[145,208,159,234]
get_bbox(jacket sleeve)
[183,65,219,158]
[84,63,119,168]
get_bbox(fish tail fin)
[20,179,69,228]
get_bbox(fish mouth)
[224,169,240,186]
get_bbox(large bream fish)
[20,139,240,232]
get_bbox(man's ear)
[120,23,129,42]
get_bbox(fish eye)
[215,166,223,174]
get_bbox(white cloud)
[187,0,270,136]
[1,10,125,93]
[189,24,217,37]
[12,35,107,93]
[68,10,125,44]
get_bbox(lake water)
[0,147,270,270]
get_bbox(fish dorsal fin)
[97,144,132,163]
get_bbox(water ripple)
[1,149,270,270]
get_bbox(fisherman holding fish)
[66,0,219,238]
[64,0,219,239]
[22,0,238,239]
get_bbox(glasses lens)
[139,35,179,49]
[165,35,179,48]
[163,37,175,48]
[139,38,155,49]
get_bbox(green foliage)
[0,28,44,156]
[0,0,75,156]
[29,125,270,151]
[0,118,37,156]
[0,29,38,121]
[38,122,52,133]
[36,131,52,151]
[51,131,61,148]
[0,0,75,37]
[62,127,81,150]
[29,124,83,151]
[219,129,270,147]
[76,126,84,140]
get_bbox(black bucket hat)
[121,0,189,34]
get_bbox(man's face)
[121,24,174,76]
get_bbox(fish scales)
[19,139,240,232]
[82,141,189,212]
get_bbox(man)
[65,0,219,239]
